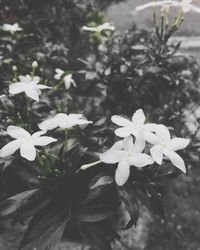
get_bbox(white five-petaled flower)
[38,113,93,131]
[146,124,190,172]
[54,68,76,89]
[100,136,154,186]
[111,109,158,143]
[1,23,22,33]
[0,126,57,161]
[135,0,200,13]
[9,74,51,102]
[82,22,115,33]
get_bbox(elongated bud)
[32,61,38,68]
[12,65,17,71]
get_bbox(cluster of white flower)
[100,109,190,186]
[1,23,22,34]
[135,0,200,13]
[54,68,76,89]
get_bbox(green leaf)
[118,182,139,229]
[0,189,39,217]
[77,204,115,223]
[19,203,70,250]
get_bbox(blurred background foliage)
[0,0,200,249]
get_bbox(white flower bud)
[32,61,38,68]
[12,65,17,71]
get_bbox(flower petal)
[143,131,161,145]
[130,153,154,167]
[111,115,132,127]
[20,143,36,161]
[150,145,164,165]
[25,89,39,101]
[167,138,190,151]
[33,136,57,146]
[37,84,51,89]
[38,118,59,131]
[163,149,186,173]
[155,124,171,144]
[132,109,145,127]
[9,82,26,94]
[7,126,30,139]
[114,127,133,138]
[134,135,146,152]
[0,140,21,157]
[100,149,127,164]
[122,136,134,152]
[32,130,47,138]
[115,159,130,186]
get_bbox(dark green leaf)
[0,189,39,217]
[118,182,139,229]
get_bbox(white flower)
[146,124,190,172]
[111,109,158,143]
[135,0,200,13]
[0,126,57,161]
[54,69,76,89]
[1,23,22,33]
[38,113,93,131]
[9,74,51,102]
[82,22,115,33]
[54,68,64,80]
[100,136,154,186]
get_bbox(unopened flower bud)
[12,65,17,71]
[32,61,38,68]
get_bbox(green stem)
[64,129,68,152]
[53,79,64,90]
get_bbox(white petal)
[114,127,133,137]
[18,75,29,82]
[122,136,134,152]
[33,136,57,146]
[143,131,161,145]
[32,76,40,83]
[132,109,145,127]
[9,82,26,94]
[38,118,59,131]
[190,5,200,13]
[100,149,127,164]
[110,140,123,150]
[150,145,164,165]
[111,115,132,127]
[20,143,36,161]
[167,138,190,151]
[68,114,83,119]
[163,149,186,173]
[55,68,64,74]
[155,125,171,144]
[37,84,51,89]
[25,89,39,101]
[7,126,31,139]
[144,123,158,132]
[130,153,154,167]
[32,130,47,138]
[115,159,130,186]
[134,135,146,152]
[0,140,21,157]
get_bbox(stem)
[53,79,64,90]
[63,129,68,153]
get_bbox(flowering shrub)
[0,1,200,249]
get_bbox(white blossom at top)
[100,136,154,186]
[9,74,51,102]
[1,23,22,33]
[0,126,57,161]
[111,109,158,144]
[135,0,200,13]
[38,113,93,131]
[82,22,115,33]
[146,124,190,172]
[54,68,76,89]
